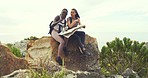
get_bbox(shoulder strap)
[49,21,53,28]
[69,17,72,24]
[64,20,66,27]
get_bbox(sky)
[0,0,148,49]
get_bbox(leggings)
[51,30,65,57]
[73,31,85,49]
[74,31,85,45]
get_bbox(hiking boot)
[56,56,62,66]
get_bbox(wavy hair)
[72,8,80,19]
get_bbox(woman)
[67,8,90,55]
[50,8,68,65]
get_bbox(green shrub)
[30,58,66,78]
[30,68,52,78]
[100,37,148,77]
[30,67,66,78]
[24,36,39,40]
[6,43,22,57]
[53,68,66,78]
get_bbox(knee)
[81,32,85,36]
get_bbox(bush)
[6,43,22,57]
[100,37,148,77]
[30,68,52,78]
[24,36,39,40]
[30,57,66,78]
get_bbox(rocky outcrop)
[26,34,100,72]
[52,34,100,71]
[25,36,52,67]
[122,68,140,78]
[0,45,28,76]
[14,40,29,56]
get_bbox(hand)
[77,18,80,22]
[75,19,79,23]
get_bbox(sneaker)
[83,51,91,56]
[79,47,91,56]
[56,56,62,66]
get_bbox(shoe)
[83,50,91,56]
[79,47,91,56]
[56,56,62,66]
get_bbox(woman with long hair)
[67,8,90,55]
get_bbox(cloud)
[79,0,148,32]
[0,0,148,43]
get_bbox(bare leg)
[51,30,65,57]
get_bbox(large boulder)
[25,36,52,67]
[51,34,100,71]
[0,45,28,76]
[26,34,100,72]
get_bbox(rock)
[14,40,29,56]
[26,34,100,72]
[51,34,100,71]
[1,69,30,78]
[25,36,52,67]
[122,68,140,78]
[64,70,101,78]
[27,40,36,50]
[0,45,28,76]
[110,75,124,78]
[46,61,101,78]
[67,35,99,71]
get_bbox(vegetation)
[6,43,22,57]
[30,57,66,78]
[30,68,52,78]
[30,68,66,78]
[100,37,148,77]
[24,36,39,40]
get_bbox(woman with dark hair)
[50,8,68,65]
[67,8,90,55]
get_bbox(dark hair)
[62,8,68,13]
[72,8,80,19]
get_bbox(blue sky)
[0,0,148,48]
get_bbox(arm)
[77,18,81,25]
[51,16,62,27]
[67,18,78,28]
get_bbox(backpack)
[48,21,54,34]
[48,18,66,34]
